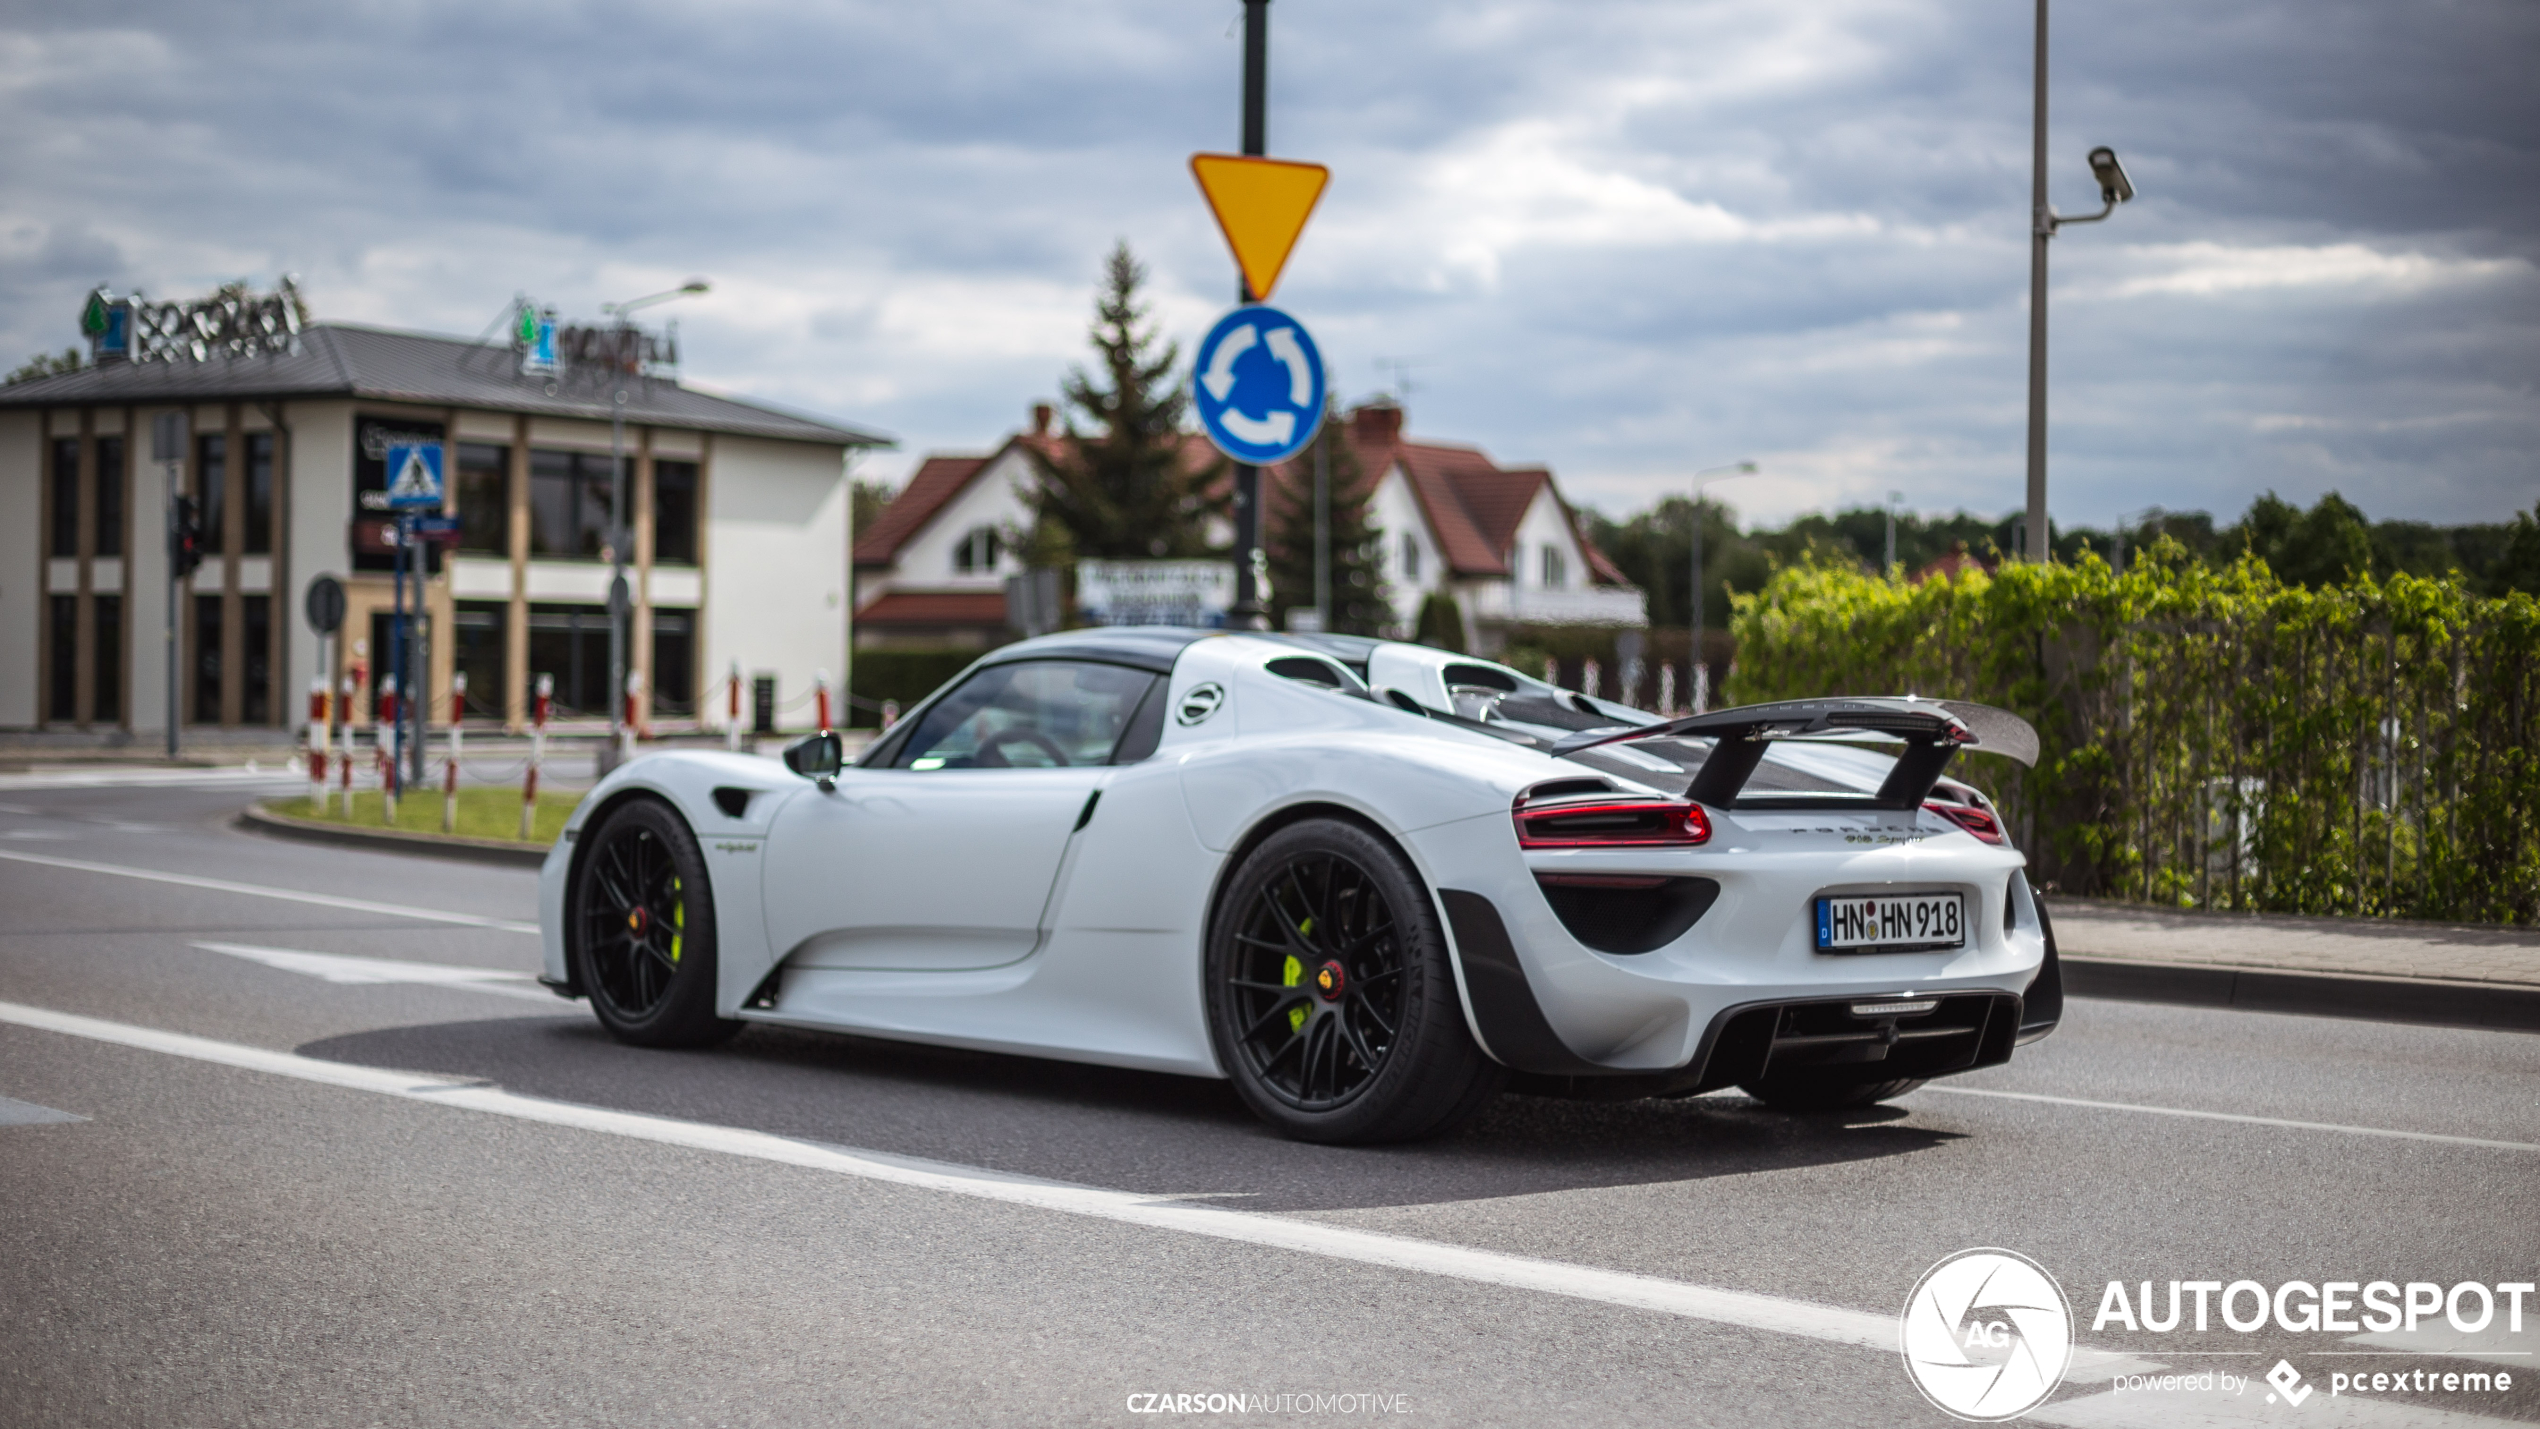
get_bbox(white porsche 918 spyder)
[538,627,2062,1143]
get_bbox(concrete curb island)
[239,803,550,869]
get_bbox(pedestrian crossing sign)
[384,442,445,509]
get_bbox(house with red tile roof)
[853,400,1641,652]
[1270,403,1641,649]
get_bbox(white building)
[853,400,1640,653]
[0,320,888,737]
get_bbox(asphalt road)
[3,776,2535,1428]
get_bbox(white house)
[0,314,889,737]
[853,400,1641,653]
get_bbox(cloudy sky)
[5,0,2534,529]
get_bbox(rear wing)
[1549,697,2038,810]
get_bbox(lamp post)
[2024,0,2136,562]
[1688,460,1759,714]
[596,279,708,770]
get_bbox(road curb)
[2063,956,2540,1034]
[237,803,550,869]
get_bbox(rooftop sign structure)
[1189,154,1329,303]
[81,278,303,364]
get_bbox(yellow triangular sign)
[1190,153,1329,302]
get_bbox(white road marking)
[1919,1086,2540,1154]
[0,849,539,934]
[0,1094,88,1125]
[190,942,560,1004]
[0,999,2155,1390]
[0,767,306,790]
[1,1001,2516,1426]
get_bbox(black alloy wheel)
[572,797,740,1048]
[1207,819,1504,1144]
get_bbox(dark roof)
[977,626,1220,675]
[1268,405,1632,586]
[0,323,892,448]
[857,427,1227,568]
[855,590,1010,626]
[854,452,996,567]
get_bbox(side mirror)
[782,731,843,787]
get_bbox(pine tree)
[1028,243,1227,560]
[1266,411,1391,635]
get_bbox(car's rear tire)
[571,797,741,1049]
[1738,1073,1926,1112]
[1206,818,1504,1144]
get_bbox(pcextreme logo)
[1901,1248,2075,1421]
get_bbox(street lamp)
[1689,460,1759,714]
[2024,0,2137,563]
[600,277,709,771]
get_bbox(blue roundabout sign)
[1192,304,1325,466]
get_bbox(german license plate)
[1815,893,1965,952]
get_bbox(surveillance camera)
[2087,146,2135,204]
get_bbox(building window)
[1540,543,1565,590]
[454,601,508,720]
[95,436,124,557]
[953,525,1001,574]
[1400,533,1421,583]
[528,602,612,714]
[93,595,122,723]
[196,433,227,550]
[241,595,271,724]
[194,594,224,723]
[529,449,616,559]
[243,432,274,554]
[51,438,80,557]
[654,459,698,565]
[651,609,695,717]
[456,443,510,555]
[47,595,75,721]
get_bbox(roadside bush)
[1725,546,2540,923]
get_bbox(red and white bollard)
[521,672,551,841]
[443,672,466,834]
[338,670,358,813]
[1657,663,1677,718]
[307,678,330,814]
[621,670,645,766]
[726,661,743,754]
[881,699,899,730]
[1581,658,1602,700]
[814,669,832,733]
[379,675,400,824]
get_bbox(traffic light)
[170,495,204,577]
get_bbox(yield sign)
[1189,153,1329,302]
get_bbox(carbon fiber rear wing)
[1548,697,2039,810]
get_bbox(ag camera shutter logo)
[1901,1248,2074,1421]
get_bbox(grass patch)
[268,787,585,844]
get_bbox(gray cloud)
[2,0,2531,527]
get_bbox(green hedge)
[846,649,982,728]
[1726,548,2540,923]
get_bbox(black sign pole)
[1225,0,1272,631]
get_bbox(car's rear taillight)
[1514,797,1711,848]
[1925,800,2005,844]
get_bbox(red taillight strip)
[1513,797,1712,849]
[1924,800,2005,844]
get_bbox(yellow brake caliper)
[669,875,685,964]
[1283,915,1314,1033]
